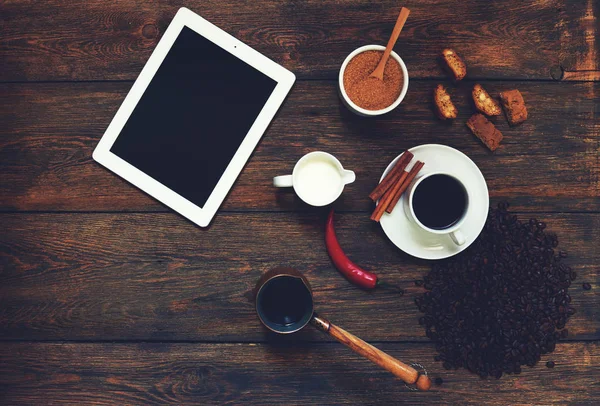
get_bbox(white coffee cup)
[273,151,356,206]
[403,172,470,245]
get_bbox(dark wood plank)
[1,81,598,213]
[1,212,598,341]
[562,71,600,82]
[0,342,598,405]
[557,0,599,80]
[0,0,565,81]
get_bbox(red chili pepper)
[325,209,378,289]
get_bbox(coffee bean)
[583,282,592,290]
[434,377,443,386]
[418,203,573,379]
[546,361,555,368]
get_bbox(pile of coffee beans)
[415,202,575,379]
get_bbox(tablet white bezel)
[93,7,295,227]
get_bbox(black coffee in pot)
[259,277,312,326]
[412,174,467,230]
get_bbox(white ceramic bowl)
[338,45,409,116]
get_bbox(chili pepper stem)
[376,280,405,294]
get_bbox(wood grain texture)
[1,1,599,403]
[558,0,598,79]
[0,0,566,81]
[1,81,598,213]
[1,212,598,342]
[0,342,598,405]
[561,70,600,82]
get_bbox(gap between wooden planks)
[1,212,598,342]
[1,81,598,213]
[0,342,598,405]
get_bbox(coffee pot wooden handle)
[311,314,431,391]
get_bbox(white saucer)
[379,144,489,260]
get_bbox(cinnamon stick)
[370,170,409,222]
[385,161,424,213]
[369,151,414,202]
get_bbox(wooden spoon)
[370,7,410,81]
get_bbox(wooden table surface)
[1,1,599,404]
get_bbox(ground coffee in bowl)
[343,50,404,111]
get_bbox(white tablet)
[93,8,295,227]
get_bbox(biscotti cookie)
[473,84,501,116]
[441,49,467,81]
[434,84,458,119]
[466,114,503,151]
[500,89,527,126]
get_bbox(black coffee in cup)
[412,174,467,230]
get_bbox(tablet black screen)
[110,26,277,208]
